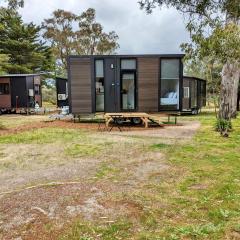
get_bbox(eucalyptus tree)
[140,0,240,124]
[76,8,119,55]
[42,8,119,74]
[6,0,24,10]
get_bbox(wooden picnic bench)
[104,112,151,128]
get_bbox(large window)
[95,60,104,112]
[0,83,10,95]
[160,59,180,110]
[121,59,136,110]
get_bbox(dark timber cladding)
[69,57,92,114]
[67,54,208,115]
[138,57,159,112]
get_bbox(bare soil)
[0,116,200,239]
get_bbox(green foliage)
[42,85,56,105]
[184,57,222,95]
[140,0,240,123]
[6,0,24,10]
[0,8,54,73]
[0,54,9,74]
[215,118,232,135]
[42,8,119,73]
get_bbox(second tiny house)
[68,54,206,115]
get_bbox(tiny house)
[68,55,206,115]
[56,77,68,108]
[0,74,42,113]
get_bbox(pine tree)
[0,8,54,74]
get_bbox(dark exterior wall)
[56,78,68,107]
[137,57,159,112]
[10,77,27,108]
[69,57,92,114]
[0,77,11,108]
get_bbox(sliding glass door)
[95,60,104,112]
[121,73,136,110]
[120,59,136,111]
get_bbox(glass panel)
[161,59,179,79]
[0,83,9,95]
[160,59,180,109]
[95,60,104,111]
[121,59,136,70]
[95,60,104,78]
[122,73,135,110]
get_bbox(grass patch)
[59,219,133,240]
[65,143,103,157]
[0,128,87,144]
[95,162,120,180]
[149,143,170,150]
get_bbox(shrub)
[215,118,232,137]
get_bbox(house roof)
[69,54,185,58]
[0,73,41,78]
[0,74,41,78]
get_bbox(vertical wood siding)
[0,77,11,108]
[138,58,159,112]
[69,57,92,114]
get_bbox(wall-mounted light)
[111,64,114,69]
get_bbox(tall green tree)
[0,54,9,74]
[76,8,119,55]
[140,0,240,123]
[42,8,119,74]
[0,7,54,74]
[5,0,24,10]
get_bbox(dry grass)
[0,111,239,239]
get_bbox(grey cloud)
[4,0,190,54]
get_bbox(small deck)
[104,112,180,128]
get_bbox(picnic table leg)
[106,117,112,128]
[142,117,148,128]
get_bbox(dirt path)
[0,120,201,239]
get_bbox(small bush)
[215,118,232,137]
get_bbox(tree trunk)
[237,87,240,112]
[218,61,240,119]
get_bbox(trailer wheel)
[191,109,198,115]
[115,117,125,125]
[131,117,142,125]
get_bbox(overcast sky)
[1,0,191,54]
